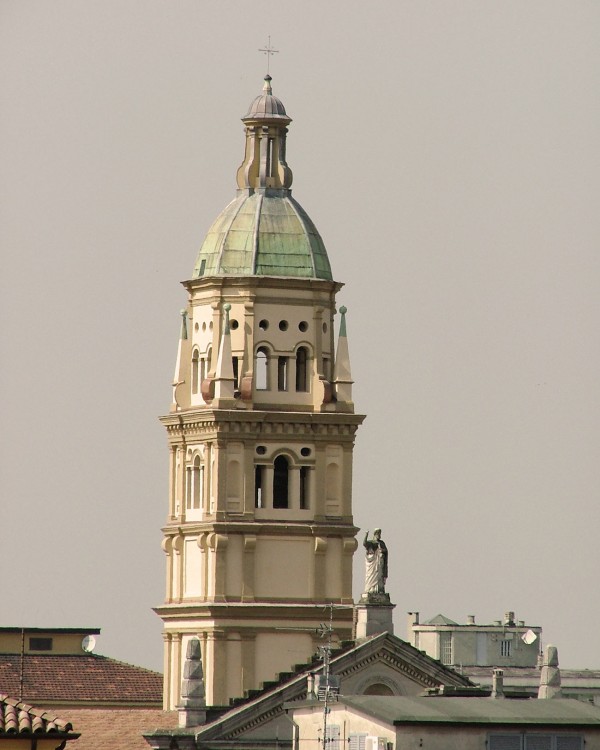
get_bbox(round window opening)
[279,320,289,331]
[256,446,267,455]
[300,447,311,457]
[322,322,327,333]
[194,322,199,332]
[298,321,308,332]
[202,322,207,332]
[230,319,239,330]
[259,319,269,331]
[209,321,213,330]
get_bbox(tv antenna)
[316,604,336,750]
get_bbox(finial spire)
[258,36,278,75]
[179,309,188,340]
[334,306,354,408]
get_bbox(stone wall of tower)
[157,75,362,710]
[157,276,363,708]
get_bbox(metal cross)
[258,36,278,74]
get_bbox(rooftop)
[331,695,600,725]
[0,693,77,738]
[0,653,163,707]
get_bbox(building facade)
[155,76,364,709]
[408,611,542,669]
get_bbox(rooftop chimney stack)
[504,611,515,627]
[491,669,504,699]
[467,615,475,625]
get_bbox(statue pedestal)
[355,597,395,640]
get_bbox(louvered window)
[525,737,552,750]
[555,737,583,750]
[348,734,367,750]
[489,735,584,750]
[439,633,453,665]
[325,725,340,750]
[488,735,522,750]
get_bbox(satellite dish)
[81,635,96,653]
[522,629,537,645]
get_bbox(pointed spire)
[171,309,191,411]
[178,638,206,727]
[334,306,353,408]
[538,644,562,699]
[213,303,236,405]
[179,308,188,340]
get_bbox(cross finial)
[258,36,278,75]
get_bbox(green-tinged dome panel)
[192,194,333,280]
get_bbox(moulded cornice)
[161,519,359,538]
[182,275,343,296]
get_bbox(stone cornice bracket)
[314,537,328,554]
[343,537,358,554]
[172,534,184,555]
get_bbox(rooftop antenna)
[316,605,335,750]
[258,36,279,75]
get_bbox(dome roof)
[243,75,290,122]
[192,193,332,280]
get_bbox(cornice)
[161,520,359,537]
[182,276,343,296]
[154,602,355,622]
[159,410,365,441]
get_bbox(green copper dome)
[192,193,332,280]
[192,77,333,282]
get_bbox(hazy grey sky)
[1,1,598,672]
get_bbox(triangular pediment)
[187,633,472,743]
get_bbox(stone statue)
[362,528,388,598]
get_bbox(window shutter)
[524,736,552,750]
[556,737,583,750]
[489,735,522,750]
[348,734,367,750]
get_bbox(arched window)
[200,354,207,387]
[273,455,289,508]
[191,350,200,394]
[363,683,394,696]
[192,455,203,510]
[255,347,269,390]
[255,465,265,508]
[278,357,288,391]
[232,356,239,390]
[300,466,309,509]
[295,347,308,392]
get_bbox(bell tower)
[156,76,364,709]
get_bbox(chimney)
[491,669,504,699]
[504,611,515,627]
[407,612,419,647]
[467,615,475,625]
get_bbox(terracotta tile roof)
[0,693,77,737]
[65,708,178,750]
[0,654,162,706]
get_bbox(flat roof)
[322,696,600,726]
[0,627,100,635]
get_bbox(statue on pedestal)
[362,528,388,601]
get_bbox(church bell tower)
[156,76,364,709]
